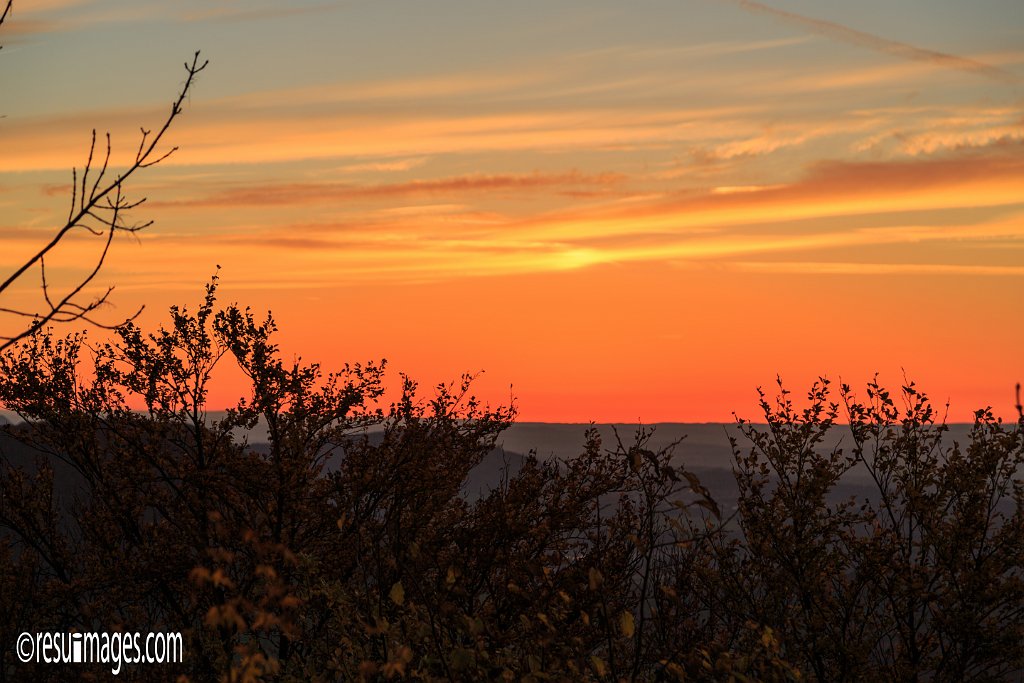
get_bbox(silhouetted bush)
[707,379,1024,682]
[1,283,1021,681]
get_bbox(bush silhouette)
[0,282,1021,681]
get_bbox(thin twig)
[0,51,208,352]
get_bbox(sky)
[1,0,1022,422]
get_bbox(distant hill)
[0,418,986,515]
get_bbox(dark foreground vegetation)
[1,282,1022,682]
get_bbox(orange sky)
[2,0,1022,421]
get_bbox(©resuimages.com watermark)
[16,630,183,675]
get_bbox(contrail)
[725,0,1017,84]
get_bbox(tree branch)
[0,49,208,352]
[0,0,11,36]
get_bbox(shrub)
[1,285,1020,681]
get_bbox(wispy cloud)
[509,140,1024,242]
[148,171,626,209]
[4,34,1015,176]
[851,109,1024,156]
[0,103,710,171]
[0,0,337,40]
[733,261,1024,276]
[94,140,1022,290]
[722,0,1018,83]
[336,157,429,174]
[177,2,338,24]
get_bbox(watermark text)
[16,630,183,675]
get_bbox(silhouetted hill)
[0,419,986,516]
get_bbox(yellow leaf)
[590,655,607,677]
[389,581,405,606]
[620,610,635,638]
[588,567,603,591]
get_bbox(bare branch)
[0,49,208,353]
[0,0,10,37]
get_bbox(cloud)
[710,184,785,194]
[176,3,338,24]
[148,171,626,209]
[20,138,1012,288]
[0,0,90,36]
[852,110,1024,156]
[706,127,827,159]
[512,140,1024,241]
[0,18,64,41]
[0,106,644,171]
[0,1,151,40]
[8,38,1012,175]
[111,140,1024,289]
[14,0,90,11]
[791,141,1024,197]
[722,0,1018,83]
[0,0,337,41]
[336,157,429,174]
[733,261,1024,277]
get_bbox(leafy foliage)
[709,378,1024,681]
[0,286,1021,681]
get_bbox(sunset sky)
[1,0,1022,421]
